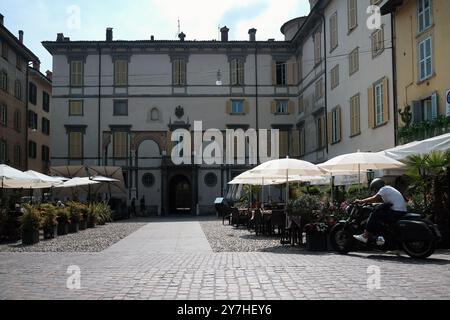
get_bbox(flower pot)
[57,222,69,236]
[78,220,87,231]
[68,222,79,233]
[22,229,40,245]
[306,232,328,252]
[87,219,96,228]
[43,226,58,239]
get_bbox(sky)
[1,0,311,72]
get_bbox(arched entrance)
[169,175,192,214]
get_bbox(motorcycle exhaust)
[376,236,386,246]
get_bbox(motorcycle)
[329,203,441,259]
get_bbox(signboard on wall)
[446,89,450,116]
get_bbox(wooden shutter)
[337,106,342,142]
[382,77,389,123]
[288,61,295,85]
[226,100,232,114]
[288,101,295,114]
[431,92,438,119]
[244,100,250,114]
[271,100,277,114]
[368,86,375,129]
[230,59,237,85]
[271,61,277,85]
[327,112,333,144]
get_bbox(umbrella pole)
[330,172,333,204]
[358,164,361,191]
[285,169,289,227]
[262,178,264,209]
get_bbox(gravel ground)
[0,218,150,253]
[200,218,304,253]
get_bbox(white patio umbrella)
[54,177,100,188]
[318,151,405,189]
[24,170,65,188]
[0,164,40,189]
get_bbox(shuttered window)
[369,78,389,128]
[316,116,326,149]
[331,106,341,144]
[417,0,432,33]
[69,100,83,116]
[0,71,8,92]
[230,59,244,86]
[113,131,128,158]
[419,37,433,81]
[314,32,322,65]
[349,48,359,76]
[315,78,324,101]
[173,59,186,86]
[330,12,338,51]
[371,26,385,58]
[15,80,22,100]
[13,110,21,132]
[69,131,83,159]
[114,59,128,86]
[279,131,289,158]
[14,145,21,166]
[350,94,361,136]
[70,60,83,87]
[0,104,7,126]
[347,0,358,32]
[330,65,339,89]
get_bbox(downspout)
[97,44,102,165]
[391,12,399,146]
[255,42,260,164]
[317,10,328,155]
[25,63,30,170]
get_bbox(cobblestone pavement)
[1,219,449,300]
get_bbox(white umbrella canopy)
[0,165,40,189]
[228,171,285,185]
[54,177,100,188]
[318,152,405,172]
[249,157,327,177]
[24,170,65,188]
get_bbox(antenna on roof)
[175,18,181,38]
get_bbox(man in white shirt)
[353,178,407,244]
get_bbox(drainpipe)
[255,42,260,164]
[25,63,30,170]
[391,13,399,146]
[317,10,328,155]
[97,44,102,165]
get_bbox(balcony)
[397,115,450,145]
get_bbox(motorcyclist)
[353,178,407,244]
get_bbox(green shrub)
[89,202,112,225]
[20,205,41,232]
[290,194,322,224]
[56,208,70,225]
[38,204,58,229]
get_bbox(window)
[231,100,244,114]
[113,100,128,116]
[349,47,359,76]
[172,59,186,86]
[13,110,21,132]
[0,104,7,126]
[70,60,83,87]
[204,173,218,187]
[316,116,326,150]
[315,78,324,101]
[412,93,438,123]
[28,110,38,130]
[1,42,8,60]
[69,100,83,116]
[330,107,341,144]
[374,82,384,126]
[42,118,50,135]
[0,140,6,163]
[371,26,385,58]
[29,82,37,105]
[330,12,338,51]
[42,145,50,162]
[113,131,128,158]
[419,37,433,81]
[299,126,306,157]
[16,54,22,70]
[150,108,160,121]
[230,59,244,86]
[114,59,128,86]
[276,100,288,114]
[28,141,37,159]
[348,0,358,32]
[0,71,7,91]
[14,80,22,100]
[43,92,50,112]
[350,94,361,136]
[279,130,289,158]
[314,32,322,65]
[13,145,21,166]
[69,131,83,159]
[142,173,155,188]
[330,65,339,89]
[298,96,305,115]
[418,0,432,33]
[276,61,287,85]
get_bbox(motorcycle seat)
[401,213,423,220]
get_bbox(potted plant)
[78,203,88,230]
[96,202,112,226]
[56,208,70,236]
[68,204,81,233]
[68,202,88,231]
[87,203,98,228]
[20,205,41,245]
[304,222,329,251]
[39,204,58,240]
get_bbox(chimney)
[57,33,64,42]
[18,30,24,43]
[248,28,257,41]
[32,61,40,71]
[106,28,113,41]
[46,70,53,81]
[178,32,186,41]
[150,35,155,41]
[220,26,229,42]
[0,14,4,26]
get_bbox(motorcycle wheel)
[402,240,435,259]
[330,223,354,254]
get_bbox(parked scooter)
[330,203,441,259]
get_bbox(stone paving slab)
[0,220,449,300]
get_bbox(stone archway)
[168,174,192,214]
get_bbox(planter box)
[68,222,79,233]
[57,223,69,236]
[306,232,328,251]
[78,220,87,231]
[22,229,39,245]
[43,226,58,239]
